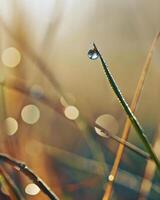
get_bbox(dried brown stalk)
[138,127,160,200]
[102,32,160,200]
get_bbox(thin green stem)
[92,43,160,173]
[94,123,150,160]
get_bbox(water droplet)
[108,174,114,182]
[88,49,99,60]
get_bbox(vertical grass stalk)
[100,32,160,200]
[92,42,160,174]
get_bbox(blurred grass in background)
[0,0,160,199]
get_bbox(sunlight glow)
[5,117,18,135]
[64,105,79,120]
[1,47,21,68]
[21,104,40,124]
[25,183,40,196]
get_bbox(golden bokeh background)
[0,0,160,200]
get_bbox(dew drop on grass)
[108,174,114,182]
[88,49,99,60]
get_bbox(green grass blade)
[92,43,160,174]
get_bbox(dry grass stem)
[0,154,59,200]
[102,32,160,200]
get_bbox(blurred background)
[0,0,160,199]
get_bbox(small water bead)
[88,49,99,60]
[108,174,114,182]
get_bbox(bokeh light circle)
[64,105,79,120]
[5,117,18,135]
[21,104,40,124]
[95,114,119,137]
[1,47,21,68]
[25,183,40,196]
